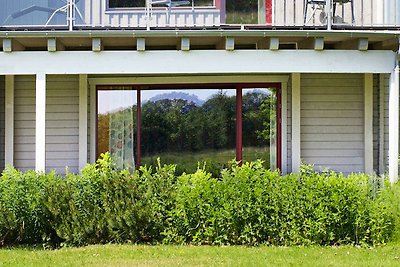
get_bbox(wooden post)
[236,87,243,164]
[35,73,46,172]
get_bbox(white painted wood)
[388,64,399,183]
[300,74,364,174]
[5,75,14,167]
[90,84,96,164]
[137,38,146,51]
[281,81,288,174]
[180,38,190,51]
[3,39,12,53]
[364,73,373,174]
[44,75,80,173]
[292,73,301,173]
[14,76,35,171]
[269,38,279,51]
[92,38,103,52]
[379,74,385,174]
[79,74,88,171]
[0,51,395,75]
[225,37,235,51]
[35,73,46,172]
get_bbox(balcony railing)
[0,0,399,30]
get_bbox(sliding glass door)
[96,84,281,174]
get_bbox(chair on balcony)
[304,0,355,25]
[2,0,83,26]
[149,0,191,25]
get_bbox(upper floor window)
[108,0,214,8]
[109,0,146,8]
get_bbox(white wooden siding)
[300,74,364,174]
[14,75,35,171]
[0,76,4,170]
[46,75,79,174]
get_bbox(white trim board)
[0,50,395,75]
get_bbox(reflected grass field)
[141,147,270,175]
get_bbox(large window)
[109,0,146,8]
[97,84,280,175]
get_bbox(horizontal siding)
[46,75,79,174]
[300,74,364,174]
[14,75,35,171]
[0,76,4,170]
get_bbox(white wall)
[14,75,35,171]
[300,73,365,174]
[45,75,80,174]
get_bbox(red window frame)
[96,82,282,170]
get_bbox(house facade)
[0,0,399,182]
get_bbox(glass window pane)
[141,89,236,176]
[242,88,277,170]
[226,0,258,24]
[97,89,137,171]
[109,0,146,8]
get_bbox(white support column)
[281,81,288,174]
[79,74,88,170]
[35,73,46,172]
[379,74,385,174]
[388,64,399,183]
[5,75,14,167]
[292,73,301,173]
[364,73,374,174]
[90,84,96,163]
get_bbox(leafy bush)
[0,168,57,245]
[0,154,398,247]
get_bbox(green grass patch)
[1,244,400,267]
[141,147,270,176]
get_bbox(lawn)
[141,146,270,175]
[1,244,399,267]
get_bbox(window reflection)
[97,89,137,171]
[242,88,276,170]
[141,89,236,176]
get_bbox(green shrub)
[0,167,57,246]
[0,155,398,247]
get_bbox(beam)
[92,38,103,52]
[47,38,65,52]
[179,38,190,51]
[364,73,373,175]
[137,38,145,51]
[388,64,399,183]
[35,73,46,172]
[79,74,88,171]
[292,73,301,173]
[5,75,14,167]
[0,51,395,75]
[3,39,25,52]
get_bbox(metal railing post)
[68,0,74,31]
[326,0,332,30]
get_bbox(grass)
[1,244,400,267]
[141,147,270,175]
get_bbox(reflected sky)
[98,88,270,114]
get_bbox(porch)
[0,30,398,181]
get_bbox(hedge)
[0,153,398,247]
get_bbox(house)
[0,0,399,182]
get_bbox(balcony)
[0,0,399,30]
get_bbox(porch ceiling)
[0,30,398,52]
